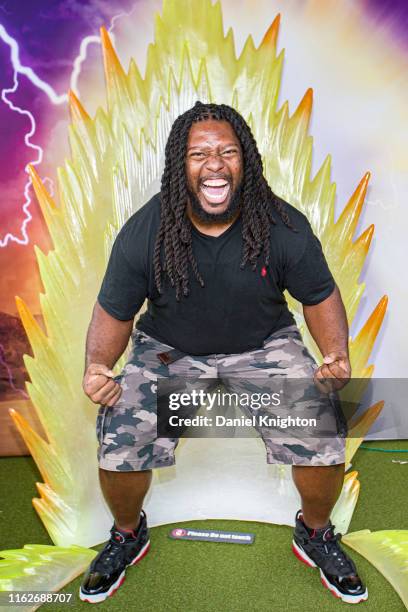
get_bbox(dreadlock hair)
[153,101,295,300]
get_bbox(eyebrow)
[187,142,240,151]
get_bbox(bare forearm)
[85,301,134,372]
[303,285,349,358]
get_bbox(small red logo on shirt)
[261,266,267,277]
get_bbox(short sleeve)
[97,232,147,320]
[284,223,335,305]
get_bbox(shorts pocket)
[97,405,113,445]
[329,392,349,438]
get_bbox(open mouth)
[200,178,230,204]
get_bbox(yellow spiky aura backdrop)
[9,0,387,549]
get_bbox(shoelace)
[312,531,355,576]
[93,539,127,573]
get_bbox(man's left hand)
[314,351,351,393]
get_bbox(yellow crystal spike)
[10,1,386,551]
[343,530,408,609]
[0,544,96,597]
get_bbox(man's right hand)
[82,363,122,407]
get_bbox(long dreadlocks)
[153,101,295,300]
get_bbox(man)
[80,102,367,604]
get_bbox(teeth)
[200,183,230,203]
[203,179,228,187]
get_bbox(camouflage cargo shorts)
[96,324,346,471]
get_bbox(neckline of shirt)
[190,213,242,241]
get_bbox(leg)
[82,331,217,602]
[99,468,152,530]
[291,461,368,603]
[292,463,345,528]
[80,468,152,603]
[218,327,366,603]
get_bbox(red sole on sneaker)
[81,574,127,604]
[291,543,316,568]
[109,575,126,597]
[80,540,150,603]
[130,540,150,565]
[320,575,341,599]
[292,540,368,604]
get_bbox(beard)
[186,180,243,224]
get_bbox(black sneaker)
[292,510,368,604]
[79,510,150,603]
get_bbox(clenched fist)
[314,351,351,393]
[82,363,122,407]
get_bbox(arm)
[303,284,351,389]
[83,301,134,406]
[84,217,147,406]
[85,301,134,371]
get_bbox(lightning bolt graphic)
[0,5,137,398]
[0,342,29,399]
[0,4,137,247]
[0,23,67,247]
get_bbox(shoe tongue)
[111,525,138,543]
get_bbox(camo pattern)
[96,325,346,470]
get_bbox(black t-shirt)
[97,193,335,355]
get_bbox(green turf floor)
[1,441,407,611]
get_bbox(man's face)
[185,119,243,223]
